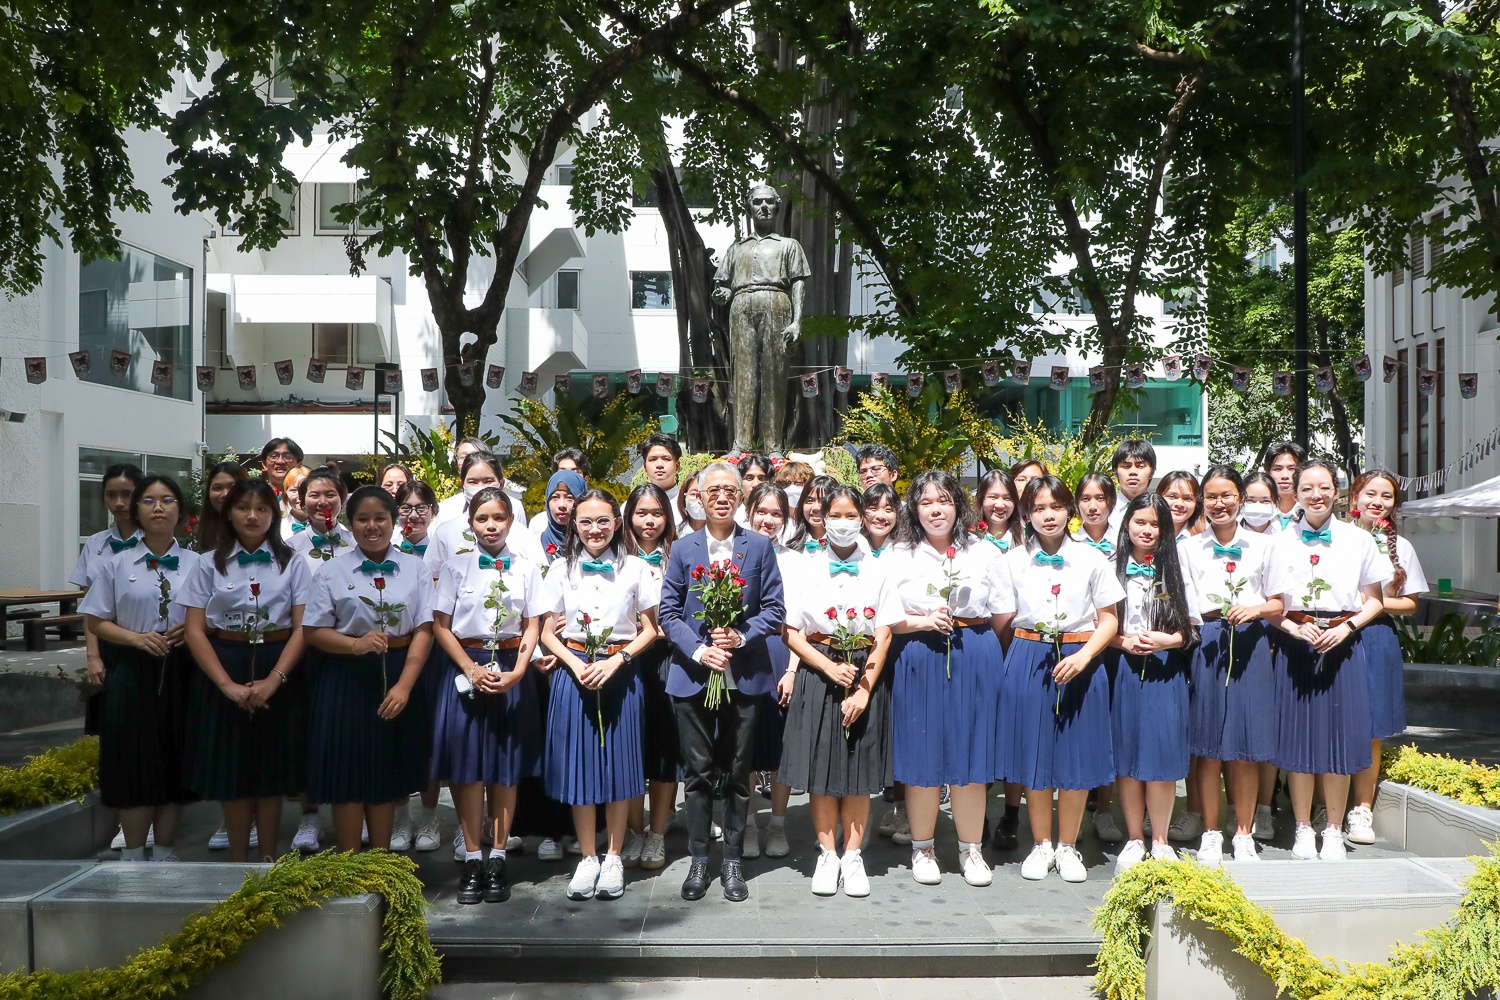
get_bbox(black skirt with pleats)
[99,641,196,809]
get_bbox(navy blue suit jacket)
[660,525,786,698]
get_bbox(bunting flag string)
[1397,425,1500,494]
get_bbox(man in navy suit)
[659,460,786,901]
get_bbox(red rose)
[545,543,558,556]
[977,520,988,533]
[1225,561,1237,573]
[1310,554,1320,566]
[729,563,740,574]
[734,577,746,587]
[818,538,828,548]
[1143,553,1153,565]
[373,577,386,591]
[826,607,838,620]
[249,582,261,597]
[863,606,876,619]
[1350,508,1361,519]
[945,545,957,559]
[402,524,413,536]
[846,607,857,620]
[1051,584,1061,596]
[692,564,705,580]
[581,612,592,624]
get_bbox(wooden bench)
[21,614,85,652]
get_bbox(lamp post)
[374,362,400,459]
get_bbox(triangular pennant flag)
[1050,365,1069,390]
[236,364,257,390]
[553,373,571,396]
[1350,353,1372,381]
[486,364,505,389]
[458,362,476,387]
[150,360,173,387]
[1162,355,1182,381]
[518,371,538,396]
[274,359,294,386]
[905,372,924,397]
[800,373,819,398]
[625,369,643,394]
[109,350,130,376]
[306,358,327,383]
[421,368,439,391]
[870,372,889,392]
[196,366,216,391]
[592,374,608,398]
[68,350,91,376]
[25,357,46,384]
[345,366,366,390]
[655,373,675,398]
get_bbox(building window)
[1030,279,1095,316]
[1436,338,1446,493]
[1397,347,1409,477]
[269,53,296,102]
[1254,246,1278,271]
[630,271,673,310]
[556,164,574,186]
[315,183,369,234]
[77,244,193,401]
[1410,230,1426,280]
[78,447,193,541]
[1416,343,1430,493]
[313,323,383,367]
[222,186,298,237]
[556,269,580,310]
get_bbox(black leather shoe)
[457,858,484,905]
[483,855,510,903]
[681,858,711,901]
[992,812,1020,851]
[721,860,749,902]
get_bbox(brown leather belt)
[459,636,523,651]
[381,634,415,649]
[1288,611,1355,627]
[566,638,631,655]
[210,628,293,644]
[1201,610,1223,621]
[1014,627,1094,644]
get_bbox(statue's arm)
[711,250,733,305]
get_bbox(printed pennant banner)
[943,368,962,393]
[655,373,675,398]
[518,371,539,396]
[871,372,889,392]
[306,358,327,384]
[1350,353,1372,382]
[25,357,46,384]
[1050,365,1069,390]
[800,373,819,398]
[486,364,505,389]
[1162,354,1182,381]
[592,374,609,398]
[553,374,571,396]
[196,366,216,391]
[692,377,711,403]
[237,364,257,390]
[421,367,439,392]
[625,369,643,395]
[274,359,294,386]
[150,360,173,387]
[68,350,91,377]
[981,360,1000,386]
[1271,371,1292,396]
[345,366,366,391]
[1313,366,1334,394]
[906,372,924,397]
[109,351,130,376]
[834,366,852,392]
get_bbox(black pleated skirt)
[99,642,196,809]
[306,647,430,804]
[778,643,892,798]
[638,639,682,782]
[183,638,307,801]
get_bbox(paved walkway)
[432,979,1099,999]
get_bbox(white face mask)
[784,485,803,511]
[1240,502,1276,527]
[462,484,480,502]
[684,498,706,521]
[824,520,864,548]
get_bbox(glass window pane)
[630,271,673,309]
[79,480,108,540]
[315,323,352,365]
[317,183,354,232]
[78,447,142,478]
[557,164,574,185]
[145,455,194,485]
[77,246,193,401]
[271,186,298,233]
[356,326,385,365]
[557,270,580,310]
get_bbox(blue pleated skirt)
[1110,649,1191,782]
[1189,619,1278,762]
[890,623,1001,788]
[543,658,646,806]
[183,639,307,801]
[1273,629,1374,775]
[430,648,542,786]
[752,635,791,772]
[306,647,430,804]
[1361,619,1406,739]
[999,636,1113,791]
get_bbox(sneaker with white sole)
[208,824,229,850]
[538,837,565,862]
[150,851,179,863]
[621,830,645,869]
[1291,824,1318,860]
[764,824,790,858]
[1150,843,1178,863]
[1319,825,1347,861]
[841,853,870,897]
[891,810,913,846]
[878,806,901,837]
[911,846,942,885]
[1093,812,1124,843]
[506,835,522,851]
[960,845,992,887]
[390,819,413,852]
[566,856,601,900]
[452,827,468,863]
[564,836,582,856]
[414,815,441,852]
[1345,805,1376,845]
[1196,830,1224,867]
[742,826,761,859]
[1115,839,1147,874]
[639,832,667,870]
[595,855,625,900]
[1167,811,1203,842]
[1021,842,1055,881]
[811,851,841,895]
[1055,843,1088,882]
[1251,803,1275,842]
[1231,833,1259,862]
[292,815,321,853]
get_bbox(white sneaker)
[538,837,565,862]
[812,851,841,895]
[891,810,913,846]
[960,844,992,887]
[390,819,413,852]
[292,815,320,853]
[360,820,369,845]
[564,835,582,856]
[1055,843,1088,882]
[841,852,871,897]
[742,826,762,859]
[208,824,229,850]
[595,855,625,900]
[621,830,645,869]
[1345,805,1376,845]
[1115,839,1147,874]
[1021,842,1055,881]
[506,835,522,852]
[452,827,467,863]
[1167,811,1203,842]
[639,832,667,871]
[1291,824,1318,860]
[1252,803,1276,842]
[111,826,126,850]
[764,824,790,858]
[911,845,942,885]
[414,815,441,852]
[1196,830,1224,867]
[1319,826,1347,861]
[567,856,601,900]
[1150,843,1178,863]
[1094,812,1124,843]
[878,806,900,837]
[1231,833,1259,862]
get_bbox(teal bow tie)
[1301,527,1332,543]
[399,540,427,556]
[1277,514,1293,529]
[829,559,860,576]
[582,559,615,573]
[478,553,511,571]
[1212,543,1242,558]
[290,521,308,533]
[639,550,663,566]
[360,559,397,574]
[804,539,824,554]
[146,554,179,571]
[109,536,139,554]
[1083,537,1112,554]
[237,550,272,566]
[311,534,336,547]
[870,546,885,558]
[986,534,1011,552]
[1033,551,1065,567]
[1126,559,1155,577]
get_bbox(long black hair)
[1019,474,1076,545]
[976,469,1023,545]
[861,482,900,548]
[213,479,292,573]
[787,474,839,550]
[563,488,627,571]
[623,483,677,563]
[1115,492,1195,644]
[198,460,248,552]
[896,469,976,548]
[820,483,864,518]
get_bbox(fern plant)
[1393,612,1500,667]
[379,422,500,501]
[499,394,658,506]
[836,383,1000,490]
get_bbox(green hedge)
[0,737,99,816]
[1383,743,1500,810]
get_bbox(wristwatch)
[620,650,635,667]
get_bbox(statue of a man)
[712,184,810,452]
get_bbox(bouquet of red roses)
[823,606,876,738]
[690,559,746,709]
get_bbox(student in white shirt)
[976,470,1023,554]
[279,466,312,541]
[1072,471,1123,848]
[639,433,684,527]
[196,461,248,552]
[377,462,414,497]
[80,474,199,862]
[861,483,900,559]
[1235,470,1285,841]
[527,449,590,535]
[735,454,774,528]
[288,467,355,568]
[71,463,144,712]
[1105,439,1155,536]
[426,453,542,578]
[1264,441,1307,532]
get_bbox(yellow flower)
[1067,516,1083,534]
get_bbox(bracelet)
[271,668,289,684]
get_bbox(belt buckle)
[247,631,264,645]
[484,636,501,650]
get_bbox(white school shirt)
[287,523,355,572]
[1118,555,1204,635]
[1266,517,1393,613]
[69,526,143,588]
[433,491,529,530]
[303,547,434,636]
[542,552,658,643]
[1179,528,1273,617]
[1001,538,1127,632]
[634,547,667,607]
[1071,530,1116,562]
[434,545,546,640]
[280,517,311,542]
[78,542,199,632]
[176,542,312,630]
[886,538,1012,620]
[1270,505,1302,534]
[786,544,903,635]
[1371,530,1429,598]
[423,516,543,582]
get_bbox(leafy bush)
[499,394,657,503]
[1382,743,1500,810]
[989,411,1122,490]
[1393,613,1500,667]
[0,736,99,815]
[836,383,1002,490]
[379,421,500,501]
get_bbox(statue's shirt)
[716,232,811,293]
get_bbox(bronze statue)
[712,184,809,452]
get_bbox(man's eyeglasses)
[703,486,741,499]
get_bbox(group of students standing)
[71,429,1422,905]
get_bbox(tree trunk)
[1440,67,1500,291]
[1314,316,1360,480]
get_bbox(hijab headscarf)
[539,469,587,554]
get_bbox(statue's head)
[747,184,780,228]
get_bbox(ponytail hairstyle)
[623,483,677,563]
[563,488,626,571]
[1156,470,1203,535]
[976,469,1023,545]
[787,474,840,550]
[1349,468,1407,591]
[896,469,977,548]
[214,478,292,573]
[1243,471,1280,505]
[1018,474,1076,545]
[1115,492,1196,646]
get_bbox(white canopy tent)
[1399,474,1500,518]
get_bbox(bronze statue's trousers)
[728,288,791,452]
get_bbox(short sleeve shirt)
[433,545,547,641]
[302,547,434,635]
[1267,518,1394,613]
[287,523,356,572]
[70,527,143,588]
[542,554,658,643]
[177,542,312,630]
[1002,538,1127,631]
[786,545,903,635]
[1179,528,1273,616]
[886,538,1012,619]
[78,542,199,632]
